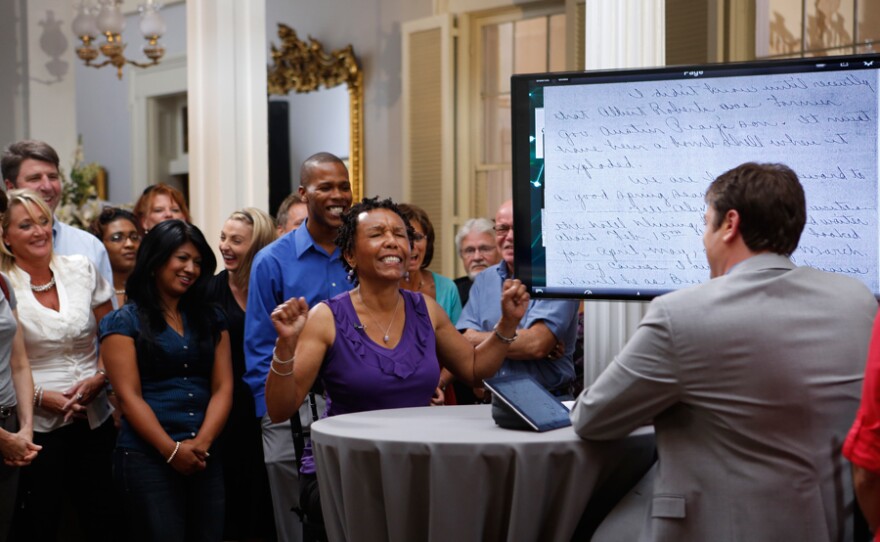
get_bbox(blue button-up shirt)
[244,221,351,417]
[457,263,580,391]
[100,304,227,454]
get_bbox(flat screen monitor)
[511,53,880,300]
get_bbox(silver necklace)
[357,288,402,344]
[30,275,56,293]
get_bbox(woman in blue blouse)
[99,220,233,542]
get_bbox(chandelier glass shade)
[72,0,167,80]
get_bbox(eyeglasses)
[493,224,513,237]
[108,232,142,244]
[461,245,497,257]
[411,232,426,242]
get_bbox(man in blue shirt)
[458,199,580,396]
[244,152,352,542]
[2,140,115,307]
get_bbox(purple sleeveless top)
[300,289,440,474]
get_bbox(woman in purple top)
[265,197,528,540]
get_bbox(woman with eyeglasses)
[90,207,142,307]
[205,208,277,541]
[397,204,463,405]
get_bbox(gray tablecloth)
[311,404,655,542]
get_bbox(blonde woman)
[206,208,278,540]
[1,189,115,540]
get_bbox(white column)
[585,0,665,69]
[186,0,268,257]
[26,1,78,168]
[581,0,664,387]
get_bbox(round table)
[311,404,655,542]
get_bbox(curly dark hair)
[88,207,139,240]
[336,196,414,282]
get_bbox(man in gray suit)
[570,162,877,541]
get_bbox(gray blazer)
[571,253,878,542]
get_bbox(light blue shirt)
[53,219,116,309]
[457,263,579,391]
[243,221,351,417]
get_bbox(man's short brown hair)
[706,162,806,256]
[1,140,60,186]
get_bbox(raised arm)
[433,279,529,386]
[265,298,335,423]
[462,321,560,360]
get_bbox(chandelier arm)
[125,59,161,69]
[83,59,116,70]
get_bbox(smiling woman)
[89,207,141,307]
[99,219,232,541]
[205,208,277,540]
[264,196,530,541]
[133,184,191,234]
[0,189,118,541]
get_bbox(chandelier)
[72,0,167,80]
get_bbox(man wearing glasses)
[457,199,580,398]
[453,217,500,307]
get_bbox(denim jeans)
[113,447,224,542]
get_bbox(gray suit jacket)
[571,253,877,542]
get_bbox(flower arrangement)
[55,137,104,230]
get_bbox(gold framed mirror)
[268,24,364,202]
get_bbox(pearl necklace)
[115,288,126,296]
[30,275,56,293]
[357,288,402,344]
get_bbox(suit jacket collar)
[727,252,795,276]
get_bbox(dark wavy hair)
[88,207,139,240]
[126,220,220,357]
[397,203,435,269]
[706,162,806,256]
[336,196,414,282]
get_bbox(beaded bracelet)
[33,385,41,407]
[272,347,295,365]
[166,441,181,464]
[37,388,44,408]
